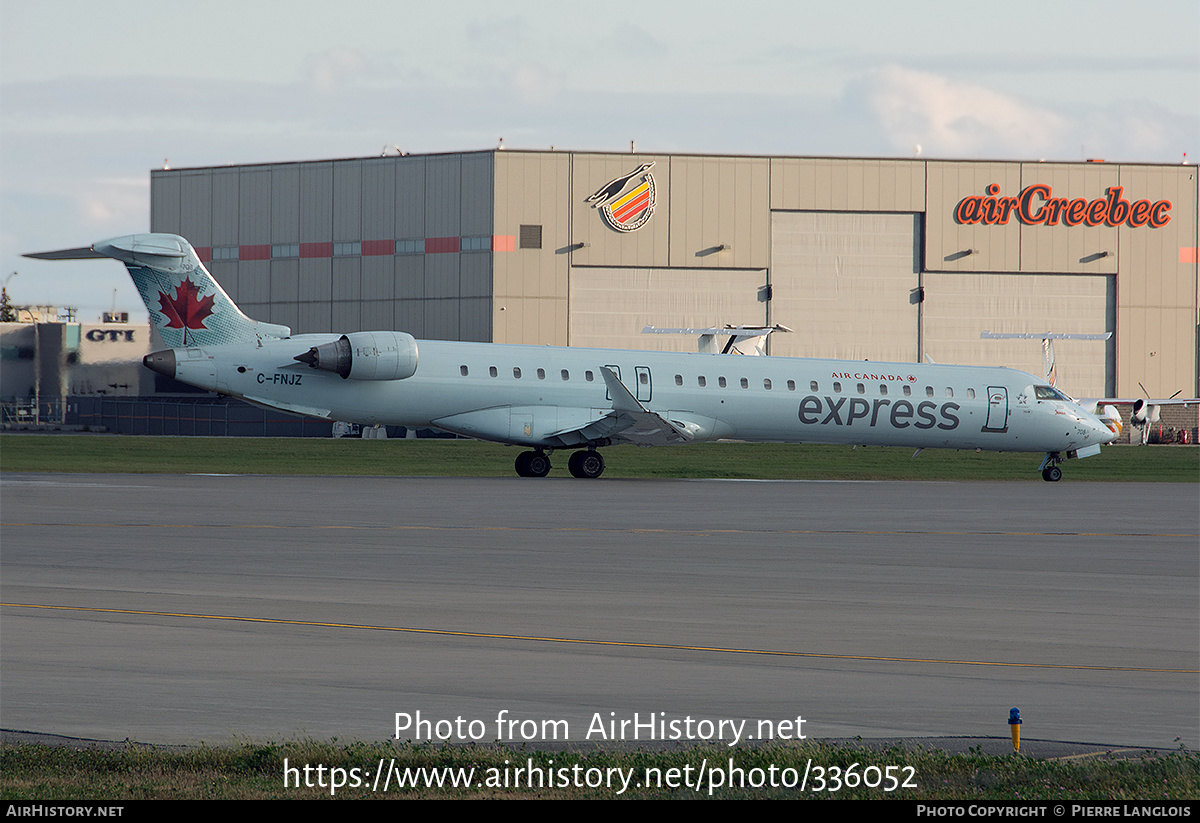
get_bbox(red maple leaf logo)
[157,278,215,330]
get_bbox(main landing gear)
[514,450,552,477]
[514,449,606,478]
[1039,452,1063,482]
[567,449,605,479]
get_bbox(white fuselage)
[170,334,1117,456]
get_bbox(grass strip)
[2,434,1196,481]
[3,739,1198,800]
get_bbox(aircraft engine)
[294,331,418,380]
[1130,399,1160,427]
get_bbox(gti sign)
[86,329,135,342]
[955,184,1171,228]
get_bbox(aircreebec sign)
[955,184,1172,228]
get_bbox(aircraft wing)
[541,367,711,446]
[643,324,792,355]
[584,367,694,446]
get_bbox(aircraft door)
[635,366,652,402]
[982,386,1008,433]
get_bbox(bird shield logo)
[586,162,657,232]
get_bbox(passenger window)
[787,380,795,391]
[561,369,569,381]
[879,384,888,395]
[537,368,546,380]
[833,382,842,393]
[740,377,748,389]
[810,381,819,392]
[764,379,772,390]
[513,367,521,378]
[967,388,976,399]
[946,387,954,398]
[585,370,594,382]
[925,386,934,397]
[718,377,727,388]
[460,365,469,376]
[903,385,912,396]
[857,383,865,394]
[675,374,683,386]
[489,366,497,377]
[698,376,706,387]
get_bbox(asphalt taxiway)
[2,474,1196,750]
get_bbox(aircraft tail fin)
[25,233,290,347]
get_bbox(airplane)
[26,233,1118,481]
[981,331,1195,445]
[1129,385,1187,445]
[980,331,1124,438]
[642,324,793,356]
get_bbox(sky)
[1,0,1197,322]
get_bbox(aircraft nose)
[1089,414,1119,445]
[143,349,177,378]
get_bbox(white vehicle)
[28,234,1118,480]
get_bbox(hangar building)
[149,150,1198,401]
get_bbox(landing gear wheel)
[516,450,551,477]
[568,449,605,479]
[1041,465,1062,482]
[526,451,551,477]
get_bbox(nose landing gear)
[1038,452,1063,482]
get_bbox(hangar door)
[568,267,766,352]
[922,272,1115,399]
[770,212,920,362]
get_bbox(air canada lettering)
[955,184,1171,228]
[798,395,960,431]
[831,371,915,382]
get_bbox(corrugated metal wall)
[568,267,766,351]
[770,212,921,363]
[150,151,1197,397]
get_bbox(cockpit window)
[1034,385,1069,401]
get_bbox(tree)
[0,287,16,322]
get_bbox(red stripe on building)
[425,236,460,253]
[195,247,212,263]
[491,235,516,252]
[300,243,333,258]
[239,244,271,261]
[1180,247,1199,264]
[361,239,395,256]
[613,191,650,222]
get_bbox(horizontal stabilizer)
[22,246,107,260]
[981,331,1112,340]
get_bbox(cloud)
[863,65,1068,158]
[511,62,563,107]
[303,47,371,94]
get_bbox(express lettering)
[956,184,1170,228]
[798,395,960,431]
